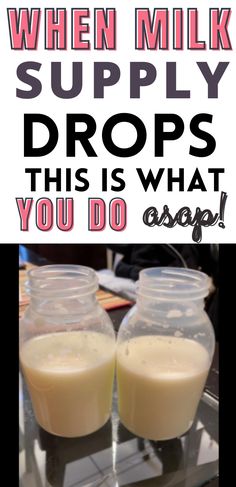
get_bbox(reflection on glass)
[20,378,218,487]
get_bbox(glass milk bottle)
[116,267,215,440]
[20,265,116,438]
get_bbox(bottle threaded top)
[137,267,210,301]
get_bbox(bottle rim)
[25,265,98,298]
[137,267,210,301]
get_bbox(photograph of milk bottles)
[19,244,219,487]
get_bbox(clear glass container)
[19,265,116,438]
[116,267,215,441]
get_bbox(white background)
[0,0,235,243]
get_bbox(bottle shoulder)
[118,302,215,358]
[20,300,115,342]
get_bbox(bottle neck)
[136,294,205,315]
[136,267,209,315]
[30,291,97,316]
[26,265,98,316]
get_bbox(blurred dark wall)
[24,244,107,270]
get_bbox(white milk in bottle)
[21,331,115,437]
